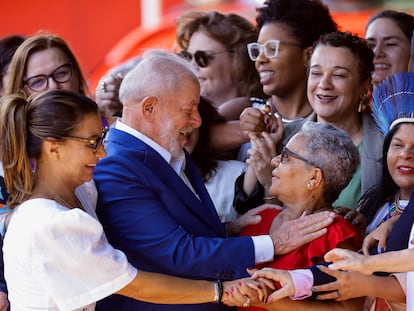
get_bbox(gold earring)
[358,94,368,113]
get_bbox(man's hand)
[227,204,282,236]
[324,248,372,274]
[269,211,335,255]
[95,73,123,120]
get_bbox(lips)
[259,70,275,84]
[397,165,414,175]
[316,94,337,103]
[374,63,390,70]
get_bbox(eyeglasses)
[178,50,229,68]
[247,40,301,61]
[280,147,319,168]
[65,127,108,152]
[24,63,73,92]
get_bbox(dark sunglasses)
[178,50,229,68]
[65,126,108,152]
[280,147,319,168]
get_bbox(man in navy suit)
[94,51,335,310]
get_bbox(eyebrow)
[366,35,403,42]
[310,64,352,72]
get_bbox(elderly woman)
[237,121,363,310]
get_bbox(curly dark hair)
[313,31,374,82]
[175,10,264,98]
[255,0,338,48]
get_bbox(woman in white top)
[0,90,261,310]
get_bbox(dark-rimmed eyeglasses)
[247,40,301,61]
[281,147,319,168]
[24,62,73,92]
[65,127,108,152]
[178,50,229,68]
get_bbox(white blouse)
[3,181,136,310]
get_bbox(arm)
[325,247,414,274]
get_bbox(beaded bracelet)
[213,279,223,303]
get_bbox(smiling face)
[24,47,80,95]
[255,22,307,97]
[365,18,411,86]
[187,30,236,106]
[155,78,201,157]
[387,123,414,200]
[270,134,313,203]
[59,113,106,188]
[307,45,367,124]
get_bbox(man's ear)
[142,96,159,116]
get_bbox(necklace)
[42,181,83,210]
[380,192,405,224]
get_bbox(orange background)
[1,0,408,92]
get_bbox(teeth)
[399,167,413,172]
[374,64,389,69]
[317,95,335,99]
[260,71,274,79]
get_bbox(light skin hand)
[324,248,372,274]
[249,268,295,302]
[95,73,124,119]
[269,211,335,255]
[0,292,8,311]
[227,204,282,236]
[362,215,399,255]
[222,278,265,307]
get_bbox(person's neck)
[400,188,413,201]
[31,173,79,209]
[270,90,312,121]
[317,113,362,145]
[281,197,331,221]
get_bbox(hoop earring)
[358,94,368,113]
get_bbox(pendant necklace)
[42,181,83,210]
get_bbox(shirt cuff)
[289,269,314,300]
[251,235,274,263]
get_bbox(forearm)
[363,248,414,273]
[262,297,364,311]
[358,275,405,302]
[210,121,248,151]
[117,270,216,304]
[243,166,258,196]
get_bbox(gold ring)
[243,297,250,307]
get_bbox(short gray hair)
[298,121,360,204]
[119,50,198,103]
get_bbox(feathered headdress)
[372,72,414,136]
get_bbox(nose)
[372,41,384,57]
[399,147,414,159]
[271,155,281,168]
[47,76,62,90]
[318,74,333,89]
[95,144,107,158]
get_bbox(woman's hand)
[95,73,124,121]
[222,278,266,307]
[362,215,400,255]
[324,248,371,274]
[311,265,369,301]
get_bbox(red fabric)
[238,208,363,311]
[374,298,392,311]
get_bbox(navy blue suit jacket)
[95,128,255,310]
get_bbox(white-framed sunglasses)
[247,40,301,61]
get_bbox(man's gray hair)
[119,49,198,103]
